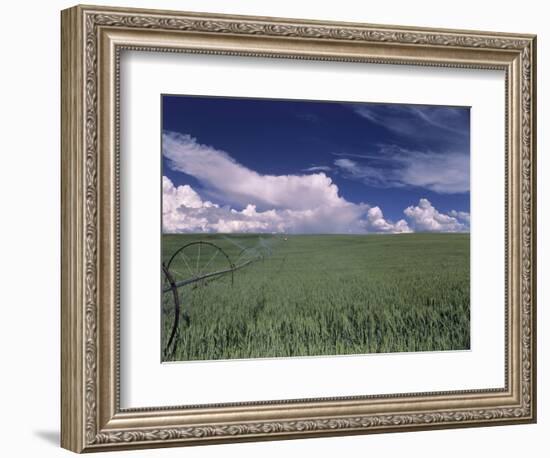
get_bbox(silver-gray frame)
[61,4,536,453]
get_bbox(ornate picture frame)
[61,4,536,453]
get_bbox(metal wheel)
[162,241,234,359]
[162,263,181,359]
[166,241,234,287]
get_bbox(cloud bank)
[163,176,414,234]
[404,198,469,232]
[162,131,469,234]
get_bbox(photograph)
[161,95,471,362]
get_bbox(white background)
[0,0,546,457]
[121,53,505,407]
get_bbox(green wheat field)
[161,233,470,362]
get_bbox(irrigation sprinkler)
[162,240,269,358]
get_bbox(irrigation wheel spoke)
[179,250,195,278]
[198,249,219,278]
[196,242,201,274]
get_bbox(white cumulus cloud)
[362,206,411,233]
[404,198,469,232]
[163,131,345,211]
[162,176,411,234]
[449,209,471,223]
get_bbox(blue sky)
[162,95,470,234]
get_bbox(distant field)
[161,233,470,362]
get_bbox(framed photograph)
[61,4,537,453]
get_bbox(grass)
[161,233,470,362]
